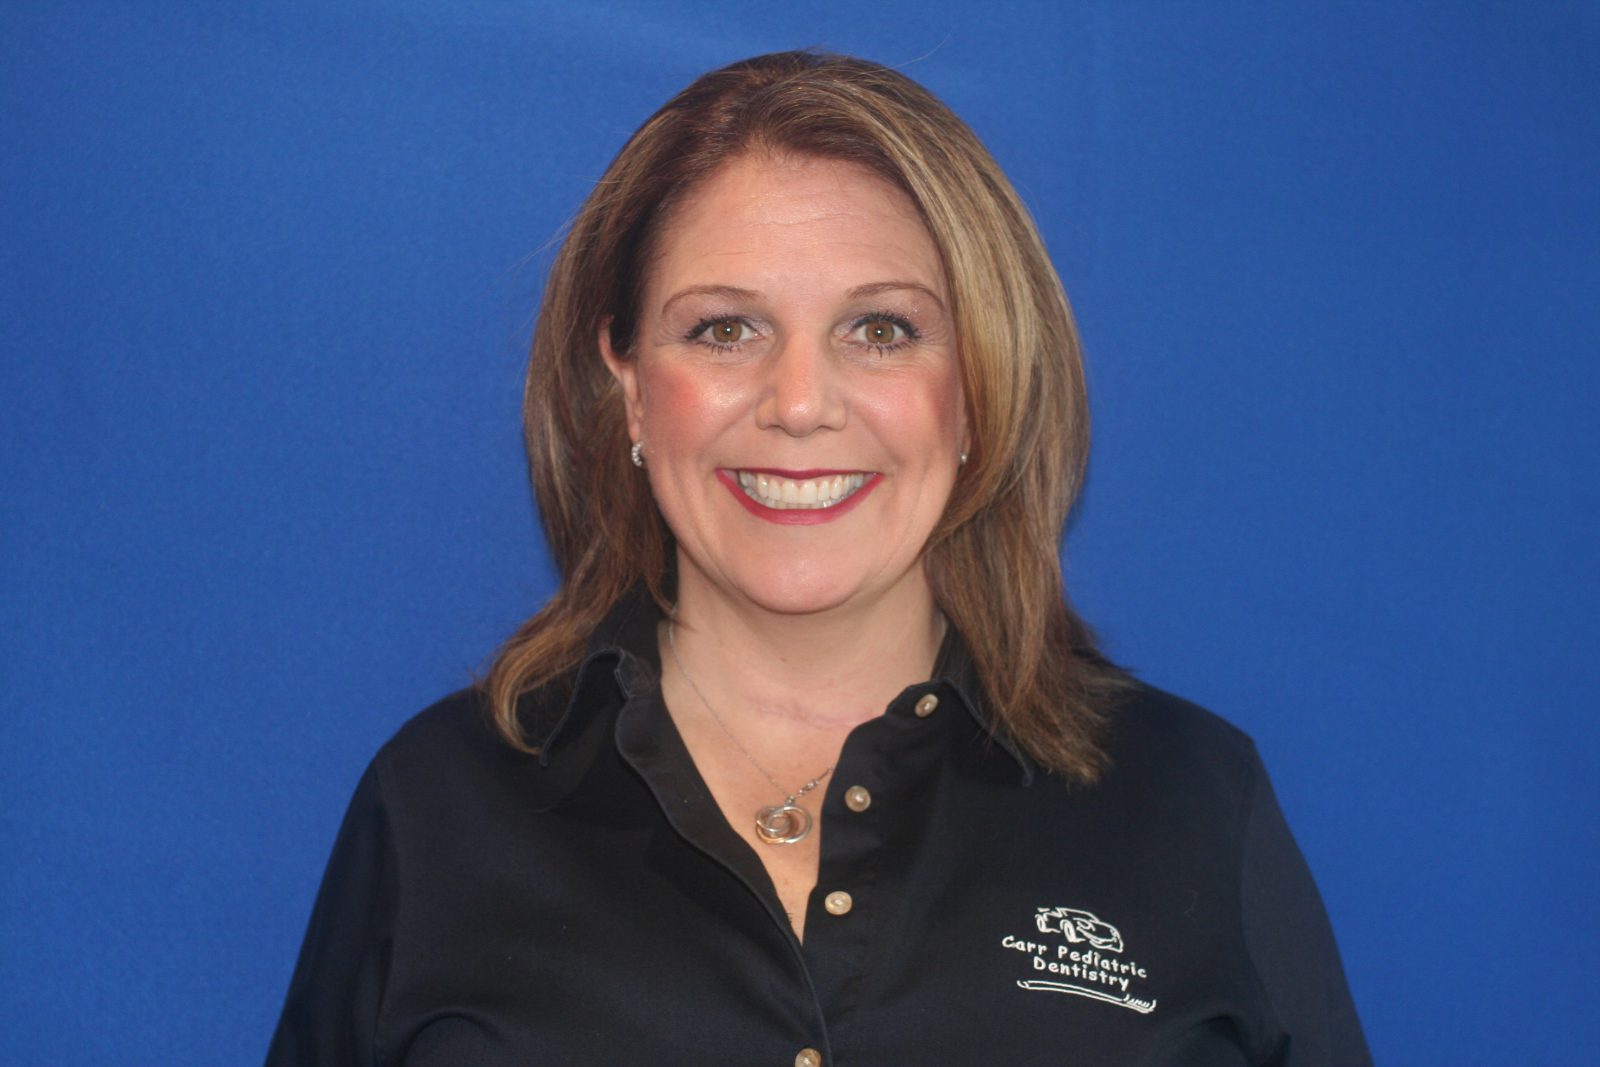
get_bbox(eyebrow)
[658,280,947,317]
[659,285,759,317]
[846,281,946,312]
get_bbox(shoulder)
[376,687,505,772]
[1088,678,1265,829]
[365,687,548,816]
[1107,678,1259,770]
[368,671,611,822]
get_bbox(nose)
[754,333,848,436]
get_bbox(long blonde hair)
[485,51,1126,782]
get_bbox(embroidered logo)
[1000,906,1157,1014]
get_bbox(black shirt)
[268,596,1370,1065]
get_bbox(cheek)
[642,365,745,446]
[858,369,965,448]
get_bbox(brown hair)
[485,50,1127,782]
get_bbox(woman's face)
[604,153,966,619]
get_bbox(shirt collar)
[519,590,1035,805]
[929,625,1037,785]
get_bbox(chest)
[371,739,1275,1066]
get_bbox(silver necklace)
[666,620,832,846]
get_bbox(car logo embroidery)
[1001,906,1157,1014]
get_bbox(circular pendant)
[755,803,812,845]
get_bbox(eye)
[849,313,918,352]
[692,318,755,347]
[861,319,903,345]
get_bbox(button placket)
[803,686,948,1021]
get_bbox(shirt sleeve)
[265,759,397,1066]
[1240,750,1372,1065]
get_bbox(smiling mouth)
[734,470,869,510]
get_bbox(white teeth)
[734,471,868,510]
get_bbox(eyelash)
[852,311,921,354]
[685,317,754,350]
[685,311,921,355]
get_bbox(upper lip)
[730,467,869,478]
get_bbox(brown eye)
[706,320,746,344]
[858,318,905,346]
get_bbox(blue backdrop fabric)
[3,2,1596,1063]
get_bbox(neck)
[667,560,946,733]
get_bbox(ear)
[598,317,644,442]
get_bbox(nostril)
[758,350,847,435]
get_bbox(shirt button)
[795,1049,822,1067]
[824,890,854,916]
[844,785,872,812]
[914,693,940,717]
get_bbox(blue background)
[4,2,1596,1063]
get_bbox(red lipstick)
[716,470,881,526]
[739,468,858,479]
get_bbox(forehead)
[644,154,946,301]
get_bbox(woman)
[269,51,1369,1064]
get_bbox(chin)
[737,581,861,618]
[721,559,874,618]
